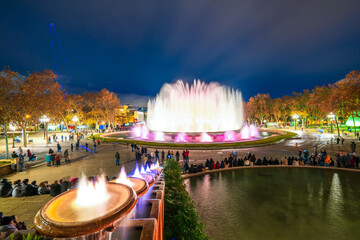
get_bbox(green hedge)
[93,131,298,149]
[164,159,209,240]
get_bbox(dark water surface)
[185,168,360,240]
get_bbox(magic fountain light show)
[34,163,164,240]
[132,80,261,143]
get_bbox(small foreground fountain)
[34,164,164,240]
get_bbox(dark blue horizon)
[1,0,360,105]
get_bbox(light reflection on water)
[185,168,360,240]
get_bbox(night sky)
[1,0,360,105]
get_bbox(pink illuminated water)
[147,80,243,133]
[175,132,187,142]
[224,131,236,141]
[200,132,213,142]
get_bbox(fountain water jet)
[147,80,243,133]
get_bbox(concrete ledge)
[0,163,13,176]
[182,165,360,178]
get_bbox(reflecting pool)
[185,168,360,240]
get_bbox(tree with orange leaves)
[0,69,18,157]
[246,93,272,124]
[10,70,62,147]
[329,71,360,136]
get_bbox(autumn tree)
[246,93,272,124]
[329,71,360,136]
[11,70,62,147]
[0,69,18,157]
[98,89,121,129]
[308,86,332,127]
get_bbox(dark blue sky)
[1,0,360,105]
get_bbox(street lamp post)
[327,112,335,133]
[40,115,50,142]
[72,116,79,133]
[293,113,299,130]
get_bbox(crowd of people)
[0,178,74,198]
[130,143,190,165]
[183,150,360,174]
[0,174,118,239]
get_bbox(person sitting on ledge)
[233,158,238,167]
[205,159,210,169]
[262,157,268,165]
[288,157,293,165]
[215,161,220,169]
[197,163,205,172]
[282,157,288,165]
[225,161,230,168]
[50,180,61,197]
[244,159,250,166]
[274,158,280,165]
[256,158,262,165]
[0,179,13,198]
[11,180,22,197]
[21,179,36,197]
[60,179,70,193]
[209,161,215,170]
[220,160,225,168]
[268,157,274,165]
[30,181,39,195]
[238,158,244,166]
[293,159,299,166]
[38,181,50,194]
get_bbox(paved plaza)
[0,130,358,228]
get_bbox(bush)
[164,159,209,240]
[10,233,42,240]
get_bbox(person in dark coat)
[238,159,244,166]
[21,179,35,196]
[205,159,210,169]
[115,151,120,166]
[208,161,215,170]
[183,162,189,173]
[256,158,262,165]
[50,180,61,197]
[60,180,70,193]
[274,158,280,165]
[233,159,238,167]
[215,161,220,169]
[262,157,268,165]
[220,161,225,168]
[0,179,13,197]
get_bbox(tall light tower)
[293,113,299,130]
[72,116,79,133]
[40,115,50,141]
[327,112,335,133]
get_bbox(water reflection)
[186,168,360,240]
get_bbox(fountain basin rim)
[34,182,137,238]
[110,177,149,198]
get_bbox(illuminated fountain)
[34,175,137,238]
[111,166,149,198]
[34,164,164,239]
[147,80,243,133]
[127,80,271,144]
